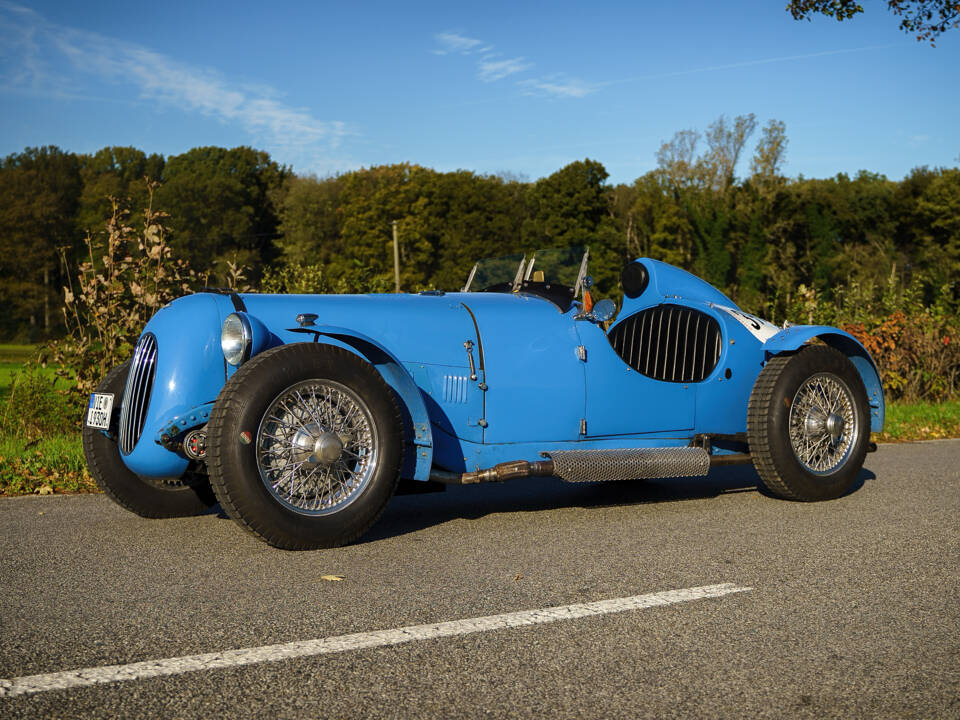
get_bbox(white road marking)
[0,583,751,698]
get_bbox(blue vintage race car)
[83,248,884,549]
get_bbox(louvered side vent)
[442,375,470,404]
[119,333,158,455]
[608,305,721,383]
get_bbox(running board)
[432,446,748,485]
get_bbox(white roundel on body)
[713,305,781,343]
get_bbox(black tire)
[747,345,871,501]
[82,362,216,517]
[207,343,403,550]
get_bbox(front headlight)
[221,312,252,366]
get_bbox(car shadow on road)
[360,465,876,544]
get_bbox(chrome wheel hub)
[803,409,845,443]
[256,380,378,516]
[789,373,859,475]
[290,424,344,466]
[826,413,845,443]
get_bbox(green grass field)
[0,344,39,395]
[0,344,72,401]
[0,344,37,363]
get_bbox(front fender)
[313,325,434,482]
[763,326,885,432]
[121,293,235,478]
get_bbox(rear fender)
[763,326,885,432]
[313,325,433,481]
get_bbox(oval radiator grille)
[608,304,721,383]
[119,333,158,455]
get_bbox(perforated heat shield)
[542,447,710,483]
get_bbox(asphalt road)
[1,440,958,718]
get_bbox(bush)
[0,364,83,440]
[775,271,960,403]
[842,310,960,402]
[259,260,391,294]
[260,262,340,294]
[0,364,92,495]
[47,182,201,395]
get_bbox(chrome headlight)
[221,312,252,366]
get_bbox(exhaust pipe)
[430,459,555,484]
[429,447,752,485]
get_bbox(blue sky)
[1,0,956,184]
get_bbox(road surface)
[1,440,958,718]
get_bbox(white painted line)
[0,583,751,698]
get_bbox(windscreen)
[465,253,524,291]
[526,247,585,289]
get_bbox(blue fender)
[312,325,434,482]
[763,326,885,432]
[122,292,236,478]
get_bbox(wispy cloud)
[519,75,597,98]
[0,2,347,155]
[477,57,531,82]
[433,29,599,100]
[433,31,487,56]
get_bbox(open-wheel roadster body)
[84,249,884,549]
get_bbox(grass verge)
[0,434,96,496]
[875,400,960,442]
[0,401,957,496]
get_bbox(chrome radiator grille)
[608,304,721,383]
[119,333,158,455]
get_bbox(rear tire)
[83,362,216,517]
[747,345,870,501]
[207,343,403,550]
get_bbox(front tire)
[83,362,216,517]
[207,343,403,550]
[747,345,871,501]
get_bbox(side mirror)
[591,298,616,323]
[576,298,616,324]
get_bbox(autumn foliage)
[48,182,199,394]
[842,310,960,402]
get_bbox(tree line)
[1,114,958,343]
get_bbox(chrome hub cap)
[256,380,378,516]
[789,373,859,475]
[289,424,345,466]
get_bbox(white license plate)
[86,393,114,430]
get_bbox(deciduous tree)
[787,0,960,45]
[0,146,81,339]
[157,146,288,280]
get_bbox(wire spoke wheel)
[256,380,379,516]
[788,372,859,475]
[748,345,872,502]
